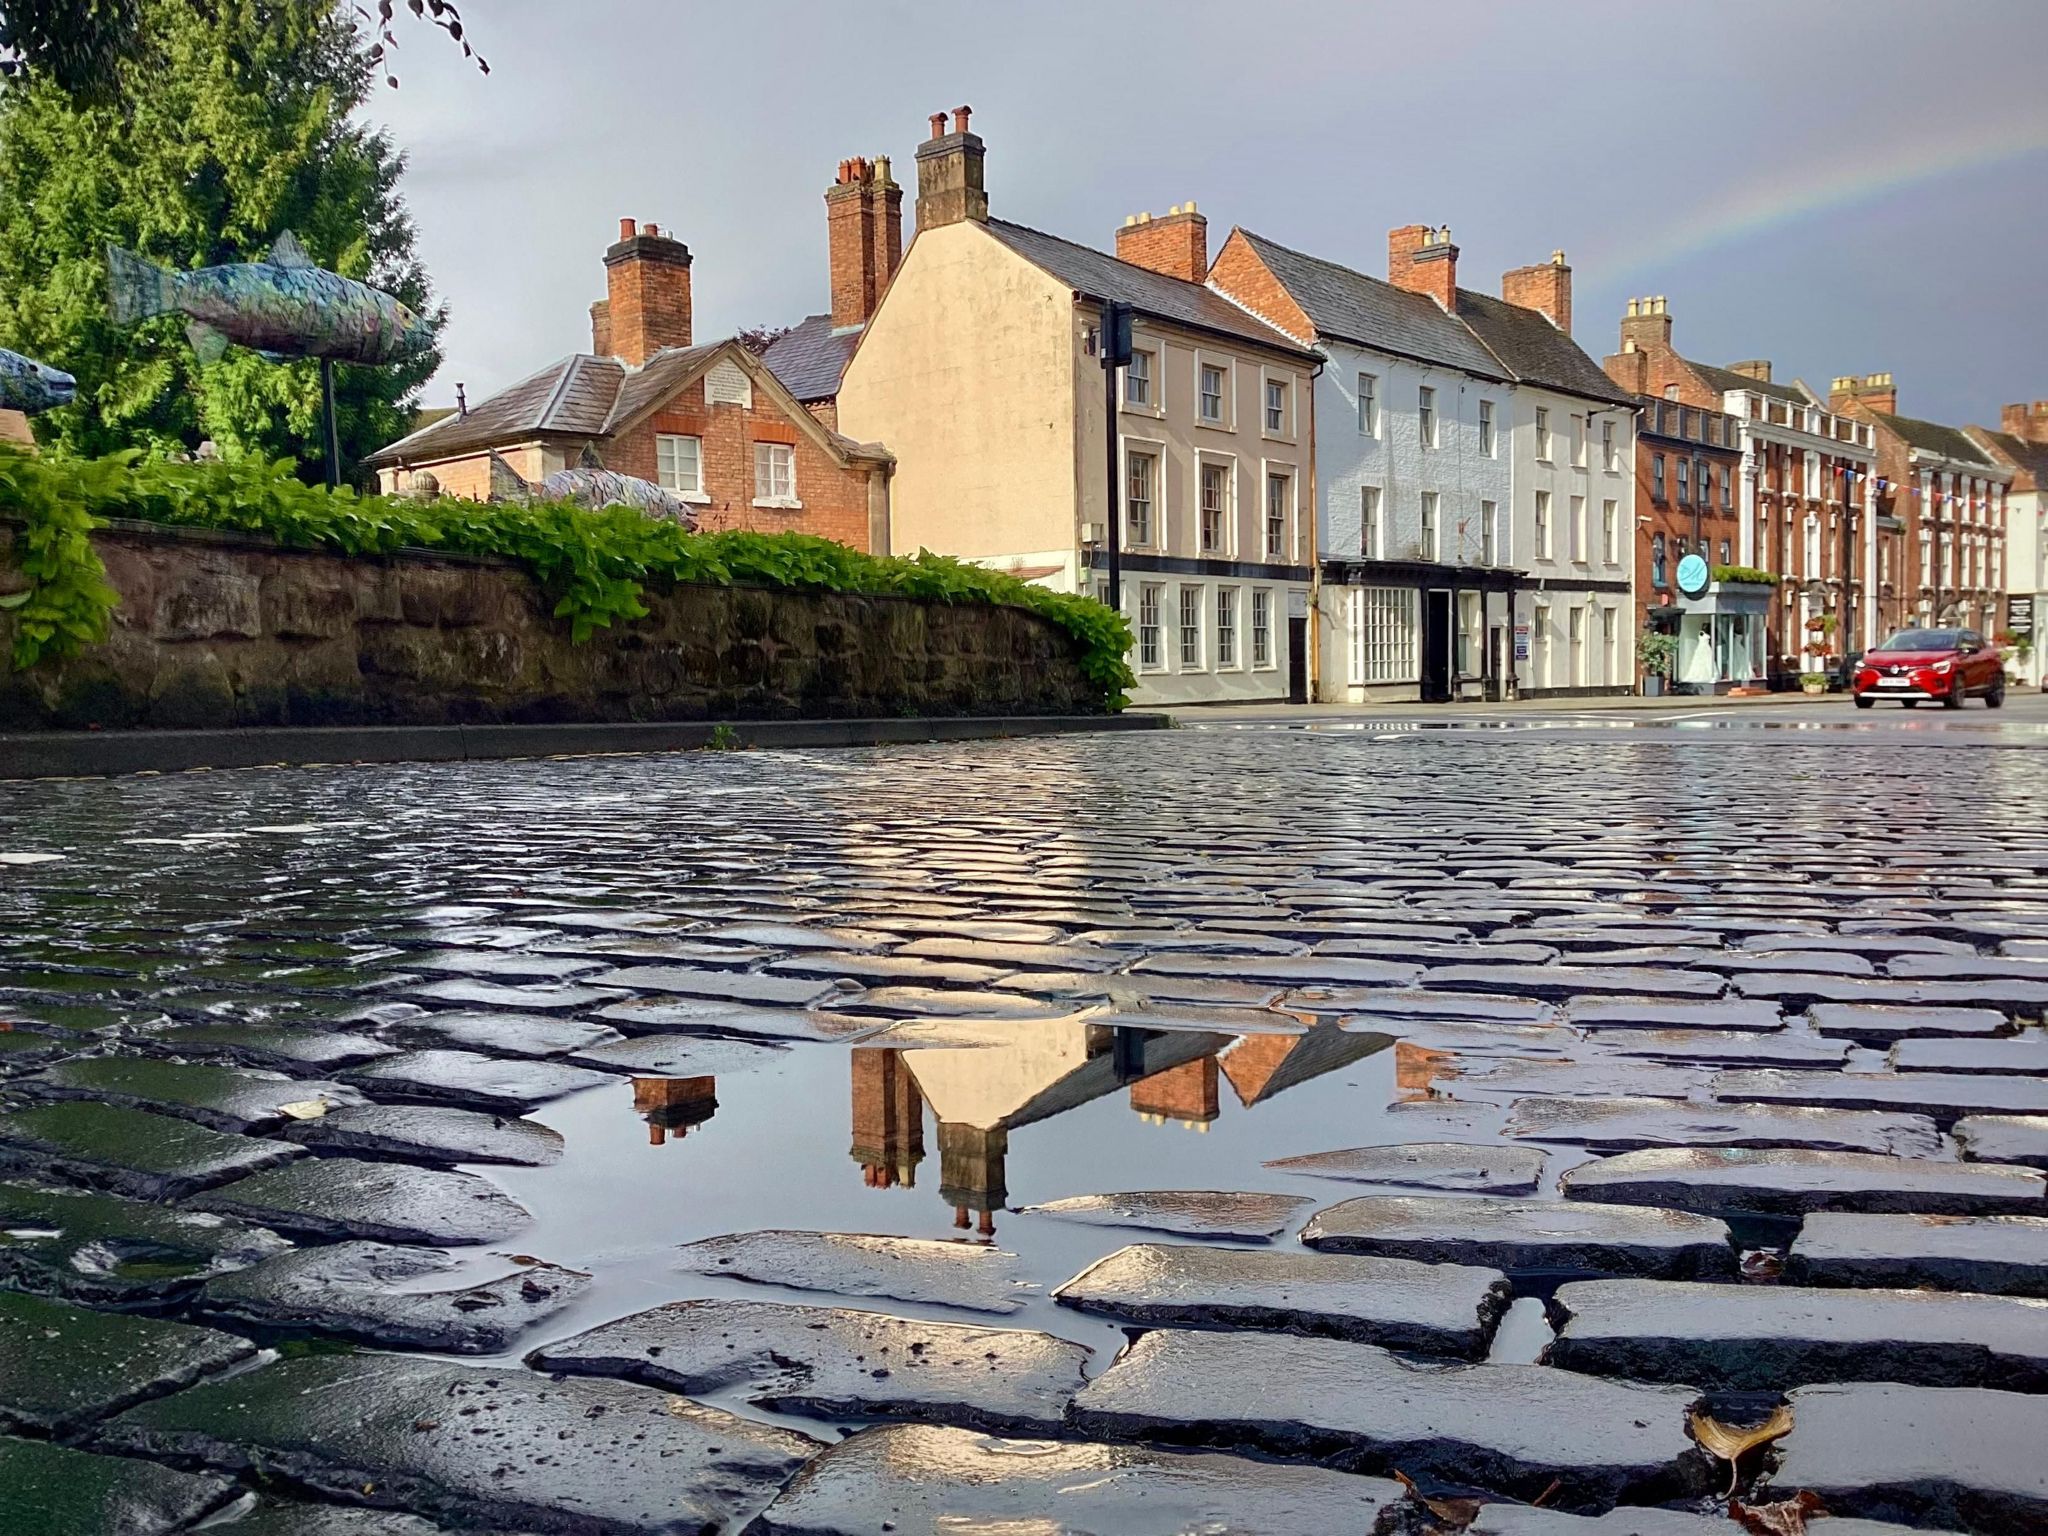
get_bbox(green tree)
[0,0,442,482]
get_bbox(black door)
[1286,616,1308,704]
[1421,589,1453,702]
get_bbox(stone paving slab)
[1055,1242,1509,1355]
[1300,1195,1735,1279]
[529,1297,1088,1435]
[0,1434,236,1536]
[1711,1068,2048,1124]
[1134,953,1422,988]
[187,1157,530,1246]
[205,1502,477,1536]
[1581,1029,1848,1068]
[1422,965,1727,1001]
[1891,1035,2048,1076]
[1293,988,1562,1025]
[404,978,626,1011]
[0,1289,254,1433]
[145,1021,398,1072]
[1463,1508,1952,1536]
[583,965,842,1007]
[678,1229,1029,1314]
[744,1422,1406,1536]
[14,1055,367,1133]
[0,1100,301,1200]
[1412,1054,1711,1101]
[1956,1114,2048,1169]
[1789,1212,2048,1298]
[1561,1147,2048,1217]
[1504,1096,1942,1156]
[567,1032,788,1078]
[1548,1276,2048,1392]
[1069,1328,1711,1508]
[0,1178,288,1305]
[764,953,1013,987]
[1265,1141,1547,1194]
[281,1102,564,1165]
[1556,999,1785,1036]
[201,1241,586,1353]
[386,1009,624,1058]
[1807,1003,2013,1044]
[895,937,1126,973]
[1736,973,2048,1013]
[594,996,864,1041]
[339,1049,611,1112]
[100,1354,822,1536]
[1763,1383,2048,1534]
[1010,1190,1314,1242]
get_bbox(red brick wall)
[605,374,878,549]
[1502,260,1571,334]
[1207,230,1314,343]
[1114,211,1208,284]
[1634,422,1741,637]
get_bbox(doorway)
[1421,588,1452,702]
[1286,616,1308,703]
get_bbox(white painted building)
[1971,406,2048,685]
[1211,228,1635,700]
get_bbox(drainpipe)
[1306,353,1324,702]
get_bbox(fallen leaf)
[1740,1249,1786,1282]
[1691,1404,1794,1496]
[1391,1468,1480,1532]
[1731,1490,1829,1535]
[277,1098,331,1120]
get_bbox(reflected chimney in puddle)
[1128,1056,1219,1129]
[849,1049,925,1189]
[938,1121,1007,1239]
[633,1075,718,1145]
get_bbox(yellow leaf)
[1689,1403,1793,1463]
[277,1098,330,1120]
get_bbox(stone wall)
[0,521,1101,731]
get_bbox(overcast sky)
[367,0,2048,430]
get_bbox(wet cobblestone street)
[4,719,2048,1534]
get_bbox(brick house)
[1603,299,1877,685]
[1827,374,2011,645]
[367,220,893,552]
[1968,402,2048,685]
[1628,393,1743,689]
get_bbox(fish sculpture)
[489,449,699,530]
[106,231,432,367]
[0,347,76,415]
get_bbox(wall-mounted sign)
[1513,622,1530,662]
[2011,594,2035,638]
[1288,590,1309,619]
[1676,553,1710,599]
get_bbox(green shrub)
[0,448,1137,707]
[1710,564,1776,587]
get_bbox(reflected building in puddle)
[632,1075,718,1145]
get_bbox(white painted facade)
[1504,386,1637,695]
[2001,483,2046,685]
[1314,342,1513,702]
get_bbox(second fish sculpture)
[0,346,76,414]
[106,231,433,366]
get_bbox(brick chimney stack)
[601,216,693,366]
[2002,401,2048,443]
[1830,372,1898,415]
[1727,359,1774,384]
[1503,249,1572,333]
[1116,203,1209,284]
[1389,224,1458,312]
[1618,295,1672,354]
[915,104,987,233]
[826,156,904,331]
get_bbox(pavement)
[2,720,2047,1532]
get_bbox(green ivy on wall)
[0,448,1136,708]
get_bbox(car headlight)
[1932,660,1953,675]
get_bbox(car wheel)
[1943,679,1965,709]
[1988,678,2006,709]
[1902,699,1919,709]
[1854,695,1874,710]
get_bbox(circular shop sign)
[1676,553,1710,598]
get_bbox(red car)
[1852,627,2005,709]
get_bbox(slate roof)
[1687,361,1809,407]
[367,353,625,465]
[1452,288,1637,407]
[1873,411,2004,472]
[601,342,723,434]
[761,315,860,404]
[1973,428,2048,490]
[1232,231,1507,378]
[986,219,1312,359]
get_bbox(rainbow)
[1594,114,2048,276]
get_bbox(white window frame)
[1123,441,1162,550]
[1137,582,1164,671]
[1124,343,1160,413]
[1261,372,1293,439]
[1478,398,1495,457]
[1421,490,1440,562]
[1361,485,1383,559]
[1570,494,1586,563]
[1602,419,1618,473]
[1216,586,1240,669]
[1197,357,1230,428]
[1358,372,1378,437]
[655,433,707,500]
[752,441,799,508]
[1177,584,1204,671]
[1535,406,1552,462]
[1263,467,1293,561]
[1571,415,1585,468]
[1251,588,1274,669]
[1198,456,1233,556]
[1354,586,1418,684]
[1535,489,1552,560]
[1480,498,1497,567]
[1419,385,1438,450]
[1601,499,1619,566]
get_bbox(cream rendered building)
[837,110,1318,707]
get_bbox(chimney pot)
[455,383,467,418]
[1186,199,1198,213]
[1123,214,1137,227]
[603,217,692,365]
[1627,298,1639,317]
[927,111,947,138]
[619,217,636,241]
[1552,249,1566,265]
[916,106,988,230]
[828,140,906,327]
[953,104,972,133]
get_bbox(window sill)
[671,490,712,505]
[752,498,804,511]
[1197,414,1233,432]
[1261,430,1295,445]
[1121,403,1167,421]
